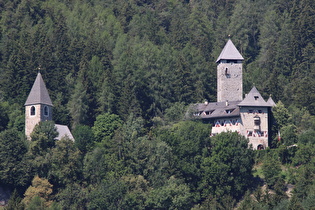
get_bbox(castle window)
[254,116,260,131]
[193,112,202,116]
[205,110,214,115]
[254,117,260,125]
[226,109,235,114]
[44,106,49,116]
[254,96,259,100]
[30,106,35,116]
[257,145,264,150]
[247,131,253,136]
[225,68,231,78]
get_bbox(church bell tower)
[216,39,244,102]
[25,72,53,139]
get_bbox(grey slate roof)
[267,96,276,106]
[194,100,241,119]
[193,87,272,119]
[55,124,74,141]
[238,86,272,107]
[216,39,244,63]
[25,72,53,106]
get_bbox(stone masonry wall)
[25,104,52,139]
[240,107,269,149]
[217,62,243,102]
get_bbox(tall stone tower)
[25,72,53,139]
[216,39,244,102]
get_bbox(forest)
[0,0,315,209]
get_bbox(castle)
[25,72,74,140]
[193,39,275,149]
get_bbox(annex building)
[192,39,275,149]
[25,72,74,140]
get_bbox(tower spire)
[25,72,53,106]
[217,39,243,102]
[25,72,53,139]
[216,39,244,63]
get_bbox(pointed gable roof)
[267,96,276,106]
[216,39,244,63]
[238,86,271,107]
[25,72,53,106]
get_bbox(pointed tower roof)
[25,72,53,106]
[267,96,276,106]
[216,39,244,63]
[238,86,271,107]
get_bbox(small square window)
[248,131,253,136]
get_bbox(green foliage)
[112,114,173,187]
[120,175,149,209]
[157,120,210,190]
[83,147,126,185]
[72,124,94,154]
[0,0,315,208]
[145,176,193,210]
[272,101,291,130]
[67,80,89,128]
[288,106,315,132]
[92,113,122,144]
[29,121,58,156]
[5,189,24,210]
[200,132,254,200]
[55,183,87,209]
[277,144,297,164]
[0,128,30,187]
[0,101,10,131]
[48,137,82,188]
[164,102,186,123]
[261,154,283,188]
[292,144,315,166]
[280,124,298,146]
[298,129,315,144]
[26,196,45,210]
[87,178,127,209]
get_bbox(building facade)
[193,39,275,149]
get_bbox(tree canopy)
[1,0,315,208]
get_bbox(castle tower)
[216,39,244,102]
[25,72,53,139]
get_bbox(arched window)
[30,106,35,116]
[44,106,49,116]
[257,145,264,150]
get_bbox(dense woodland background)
[0,0,315,209]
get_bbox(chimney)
[226,100,229,106]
